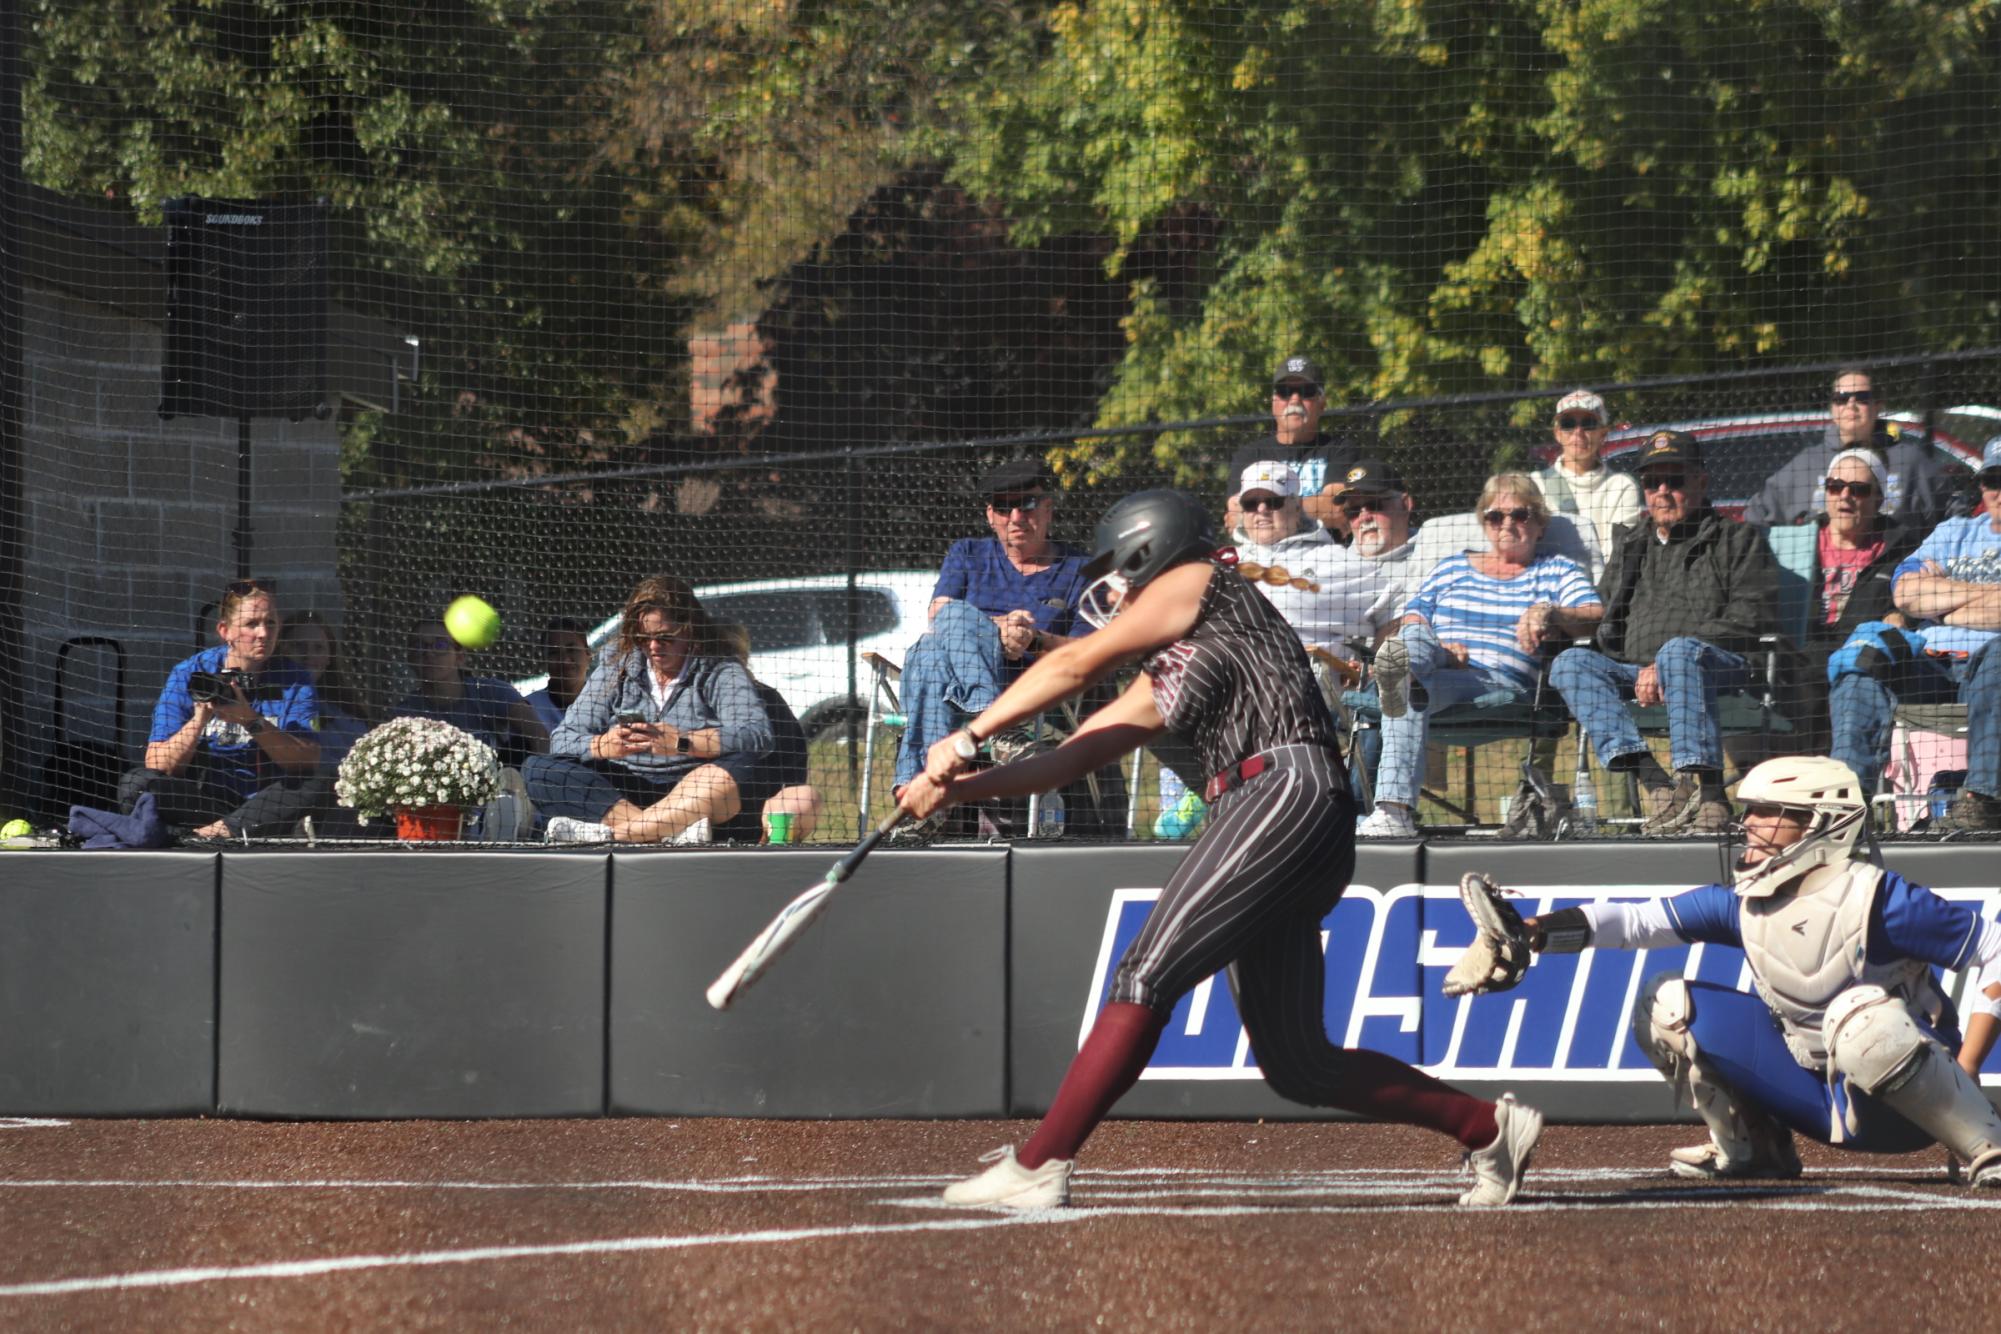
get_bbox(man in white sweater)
[1530,389,1642,580]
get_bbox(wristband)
[246,717,267,736]
[1535,906,1593,955]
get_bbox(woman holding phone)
[522,574,772,844]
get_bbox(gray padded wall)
[0,851,216,1114]
[218,852,607,1117]
[1009,843,1424,1119]
[612,847,1008,1116]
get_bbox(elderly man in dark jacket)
[1742,366,1963,530]
[1551,431,1780,834]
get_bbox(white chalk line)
[0,1119,68,1131]
[0,1179,1993,1300]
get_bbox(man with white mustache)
[1229,355,1361,540]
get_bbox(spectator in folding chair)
[1550,430,1780,835]
[123,577,326,839]
[889,457,1092,839]
[1744,365,1965,531]
[1328,456,1425,796]
[1828,437,2001,832]
[1529,388,1641,581]
[527,574,773,844]
[521,615,592,733]
[1229,354,1363,540]
[1766,448,1923,755]
[1355,474,1602,838]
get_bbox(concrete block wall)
[18,285,343,773]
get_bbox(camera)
[188,668,252,703]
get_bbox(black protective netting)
[5,1,2000,840]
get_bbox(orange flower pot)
[393,805,463,841]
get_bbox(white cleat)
[1967,1148,2001,1189]
[942,1145,1072,1210]
[1667,1136,1802,1181]
[1459,1093,1542,1207]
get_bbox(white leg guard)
[1633,975,1800,1177]
[1824,985,2001,1166]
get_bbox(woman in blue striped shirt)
[1357,474,1603,837]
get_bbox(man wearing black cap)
[1230,355,1362,538]
[1549,430,1780,834]
[890,458,1093,817]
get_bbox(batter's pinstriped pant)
[1110,744,1376,1107]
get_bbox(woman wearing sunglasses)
[1356,475,1603,838]
[525,574,772,844]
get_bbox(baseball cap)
[1634,429,1704,473]
[1238,460,1301,499]
[1823,447,1889,497]
[977,457,1050,497]
[1272,355,1325,391]
[1340,457,1407,496]
[1981,435,2001,476]
[1553,389,1606,421]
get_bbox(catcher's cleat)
[942,1145,1072,1209]
[1459,1093,1542,1207]
[1667,1131,1802,1182]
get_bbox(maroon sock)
[1331,1047,1497,1148]
[1019,1002,1167,1169]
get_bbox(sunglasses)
[1555,415,1603,432]
[1481,507,1535,527]
[1274,383,1320,400]
[1242,495,1289,513]
[224,578,277,598]
[633,631,687,648]
[1640,472,1687,492]
[411,636,455,654]
[1823,478,1877,499]
[987,494,1046,514]
[1340,495,1396,517]
[1830,390,1875,406]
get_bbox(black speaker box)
[160,197,329,420]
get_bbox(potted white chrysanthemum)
[335,716,501,840]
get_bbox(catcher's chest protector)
[1740,863,1939,1068]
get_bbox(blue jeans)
[1551,637,1747,773]
[893,600,1013,789]
[1830,638,2000,798]
[1654,979,1935,1153]
[1375,622,1525,809]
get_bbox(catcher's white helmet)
[1730,755,1868,898]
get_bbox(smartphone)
[615,709,648,726]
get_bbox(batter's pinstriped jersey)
[1141,563,1343,783]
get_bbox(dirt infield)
[1,1115,1993,1330]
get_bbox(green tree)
[932,0,2001,478]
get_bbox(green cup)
[766,811,795,845]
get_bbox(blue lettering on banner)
[1082,883,2001,1083]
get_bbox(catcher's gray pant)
[1110,744,1361,1104]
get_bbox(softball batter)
[901,489,1541,1209]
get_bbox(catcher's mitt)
[1442,872,1532,997]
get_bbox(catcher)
[1448,755,2001,1183]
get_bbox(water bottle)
[1035,791,1066,839]
[1568,747,1599,836]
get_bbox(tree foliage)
[933,0,2001,478]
